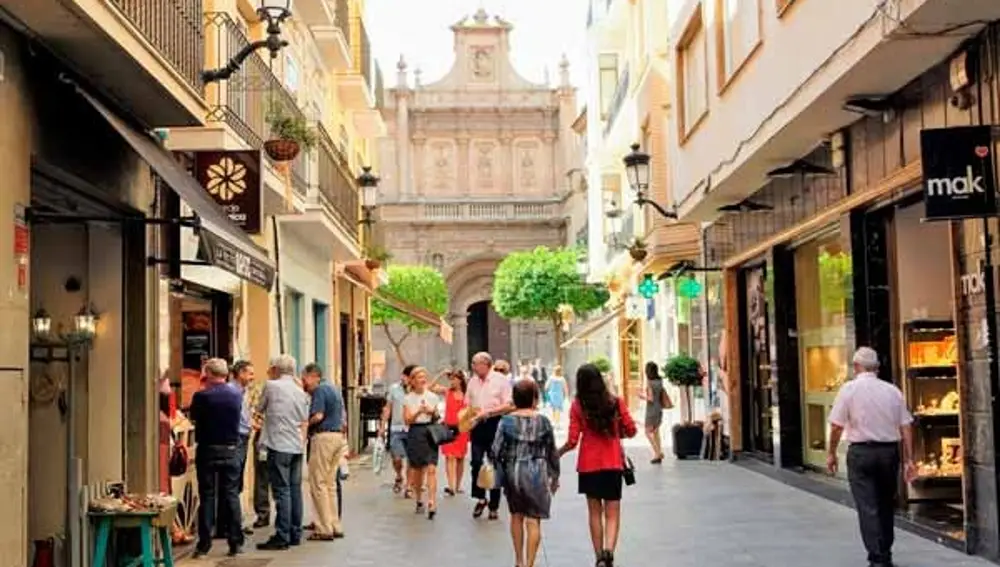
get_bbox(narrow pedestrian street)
[196,443,991,567]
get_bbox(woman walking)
[403,367,442,519]
[558,363,637,567]
[639,362,668,463]
[492,379,560,567]
[442,370,470,496]
[545,365,570,427]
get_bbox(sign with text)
[194,150,263,234]
[920,126,997,221]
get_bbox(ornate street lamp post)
[623,143,677,219]
[202,0,294,83]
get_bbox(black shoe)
[192,549,210,560]
[256,538,289,551]
[289,539,301,547]
[252,518,269,529]
[227,545,242,557]
[473,500,487,518]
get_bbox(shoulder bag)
[659,386,674,410]
[614,398,636,486]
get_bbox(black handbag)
[622,451,636,486]
[426,423,457,446]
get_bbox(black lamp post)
[202,0,294,83]
[358,166,380,227]
[624,143,677,219]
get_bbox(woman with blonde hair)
[403,367,442,519]
[545,364,570,427]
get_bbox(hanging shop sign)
[194,150,263,234]
[920,126,997,221]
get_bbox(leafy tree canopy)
[371,265,448,331]
[492,246,609,322]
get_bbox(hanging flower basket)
[264,138,301,162]
[629,246,648,262]
[364,258,382,271]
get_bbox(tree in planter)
[264,100,318,162]
[371,265,448,367]
[493,246,610,367]
[664,354,703,423]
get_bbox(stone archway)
[445,255,512,366]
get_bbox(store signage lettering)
[961,258,987,296]
[920,125,997,221]
[200,231,275,290]
[194,150,263,234]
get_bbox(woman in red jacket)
[558,363,637,567]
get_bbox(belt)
[850,440,899,447]
[315,429,343,434]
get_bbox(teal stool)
[89,509,175,567]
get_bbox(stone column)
[457,134,470,196]
[543,133,557,195]
[412,135,426,197]
[452,315,469,368]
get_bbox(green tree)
[493,246,610,366]
[371,265,449,366]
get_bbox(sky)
[365,0,589,89]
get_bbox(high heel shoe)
[427,504,437,520]
[415,501,424,514]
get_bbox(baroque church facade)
[374,9,578,374]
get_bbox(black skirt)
[406,424,439,467]
[578,470,623,501]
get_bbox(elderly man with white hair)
[189,358,244,557]
[827,346,916,567]
[466,351,514,520]
[256,354,310,551]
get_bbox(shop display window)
[794,232,854,470]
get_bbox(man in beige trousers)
[303,364,348,540]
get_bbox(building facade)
[375,9,577,375]
[664,0,1000,558]
[0,0,384,564]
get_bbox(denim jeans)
[267,449,304,545]
[196,444,243,551]
[214,434,249,538]
[253,432,271,522]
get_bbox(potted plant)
[628,237,648,262]
[590,355,612,374]
[264,100,317,162]
[664,353,705,459]
[364,245,391,270]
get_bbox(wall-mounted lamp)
[358,166,381,226]
[74,303,99,340]
[623,144,677,219]
[202,0,294,83]
[32,308,52,339]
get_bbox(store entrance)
[739,264,775,457]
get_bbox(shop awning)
[77,88,276,290]
[338,263,454,344]
[560,305,624,349]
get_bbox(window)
[598,53,619,119]
[313,301,329,371]
[676,6,708,139]
[716,0,761,88]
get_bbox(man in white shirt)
[466,351,513,520]
[827,347,916,567]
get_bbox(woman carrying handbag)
[558,363,637,567]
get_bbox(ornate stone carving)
[518,143,537,188]
[470,46,495,81]
[429,141,454,189]
[475,142,495,188]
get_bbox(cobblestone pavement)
[191,431,993,567]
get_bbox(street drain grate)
[215,559,272,567]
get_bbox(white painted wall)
[276,229,334,370]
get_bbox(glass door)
[744,265,774,456]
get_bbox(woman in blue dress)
[492,379,560,567]
[545,365,569,427]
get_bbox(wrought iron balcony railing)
[204,12,308,196]
[109,0,205,93]
[317,124,360,241]
[603,64,630,137]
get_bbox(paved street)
[191,437,993,567]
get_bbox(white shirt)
[403,390,441,425]
[828,372,912,443]
[466,370,512,413]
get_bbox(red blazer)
[565,397,637,473]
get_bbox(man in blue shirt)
[189,358,244,557]
[303,363,347,540]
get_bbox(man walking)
[303,364,348,540]
[189,358,244,557]
[466,352,512,520]
[380,364,416,496]
[827,347,916,567]
[257,355,310,551]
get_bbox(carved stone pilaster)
[457,135,471,195]
[542,132,557,195]
[411,134,427,196]
[499,132,513,195]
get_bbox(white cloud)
[366,0,588,87]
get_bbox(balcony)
[603,65,629,138]
[337,17,376,110]
[1,0,206,125]
[379,200,563,224]
[316,124,360,243]
[204,12,308,196]
[310,0,352,70]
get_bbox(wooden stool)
[90,508,176,567]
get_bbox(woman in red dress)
[441,370,470,496]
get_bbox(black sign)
[195,150,263,234]
[199,231,276,290]
[920,126,997,221]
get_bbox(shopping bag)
[338,455,350,480]
[477,460,496,490]
[372,437,386,475]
